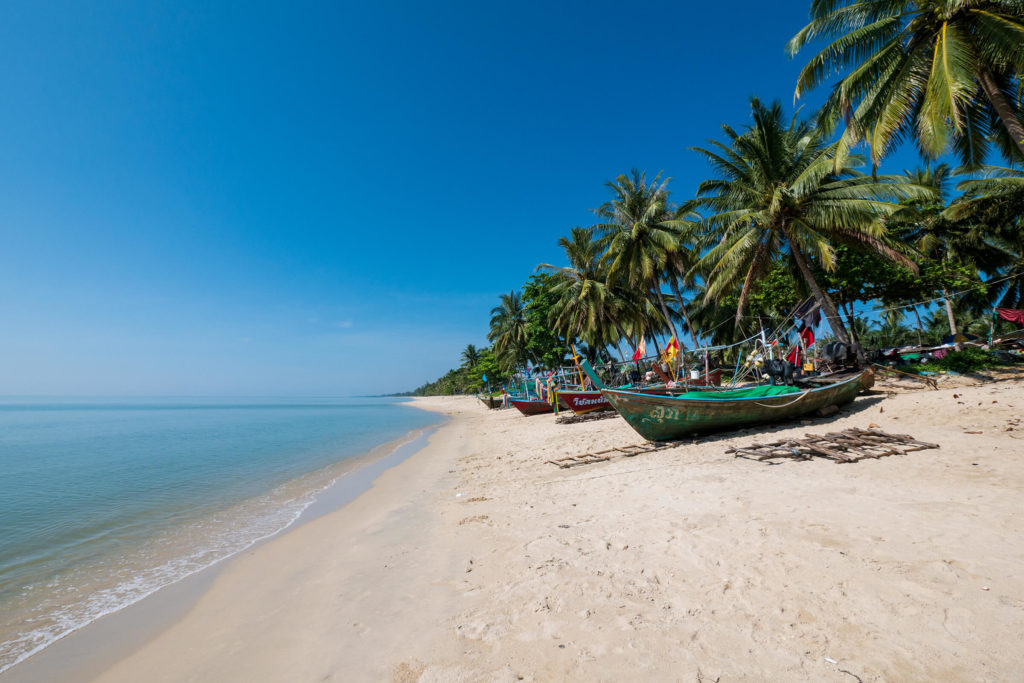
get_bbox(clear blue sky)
[0,1,921,395]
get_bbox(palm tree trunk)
[668,276,702,351]
[612,319,632,356]
[978,68,1024,159]
[784,228,861,361]
[943,289,962,351]
[613,339,627,362]
[652,283,680,342]
[843,302,859,346]
[912,306,924,347]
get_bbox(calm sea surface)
[0,397,439,674]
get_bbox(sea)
[0,396,440,674]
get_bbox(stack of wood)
[727,427,939,464]
[555,411,619,425]
[546,442,674,468]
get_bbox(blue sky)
[0,1,923,395]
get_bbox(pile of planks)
[547,442,674,468]
[727,427,939,464]
[555,410,618,425]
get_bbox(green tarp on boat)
[671,385,800,400]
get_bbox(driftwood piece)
[727,428,939,464]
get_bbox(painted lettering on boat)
[574,397,608,406]
[649,406,680,422]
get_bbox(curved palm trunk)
[842,302,859,346]
[783,227,862,363]
[942,289,962,350]
[612,319,633,359]
[652,282,680,342]
[978,68,1024,159]
[612,339,627,362]
[735,243,768,326]
[668,276,702,351]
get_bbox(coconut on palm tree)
[788,0,1024,166]
[688,98,931,361]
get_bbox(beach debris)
[824,657,838,664]
[728,428,939,464]
[555,410,619,425]
[546,441,675,468]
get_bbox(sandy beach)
[8,377,1024,682]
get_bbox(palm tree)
[788,0,1024,167]
[895,165,1008,340]
[688,98,930,359]
[460,344,481,368]
[867,316,917,347]
[947,166,1024,308]
[593,169,681,345]
[488,291,530,373]
[537,227,632,359]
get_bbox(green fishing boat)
[601,371,866,441]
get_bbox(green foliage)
[788,0,1024,166]
[522,273,570,370]
[409,345,511,396]
[488,290,530,373]
[903,347,1020,375]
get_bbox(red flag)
[631,336,647,361]
[800,326,815,347]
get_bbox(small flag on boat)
[631,336,647,361]
[482,373,487,382]
[662,336,680,362]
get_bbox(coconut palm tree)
[488,290,530,373]
[593,169,681,344]
[947,166,1024,308]
[788,0,1024,166]
[537,227,633,359]
[688,98,930,360]
[894,164,1009,340]
[460,344,481,368]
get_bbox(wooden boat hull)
[479,396,503,409]
[508,398,554,416]
[601,372,865,441]
[557,390,614,414]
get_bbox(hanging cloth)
[794,299,822,327]
[996,308,1024,326]
[785,326,815,365]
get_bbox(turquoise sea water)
[0,397,439,674]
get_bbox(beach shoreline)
[0,412,446,683]
[7,383,1024,681]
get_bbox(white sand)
[35,379,1024,681]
